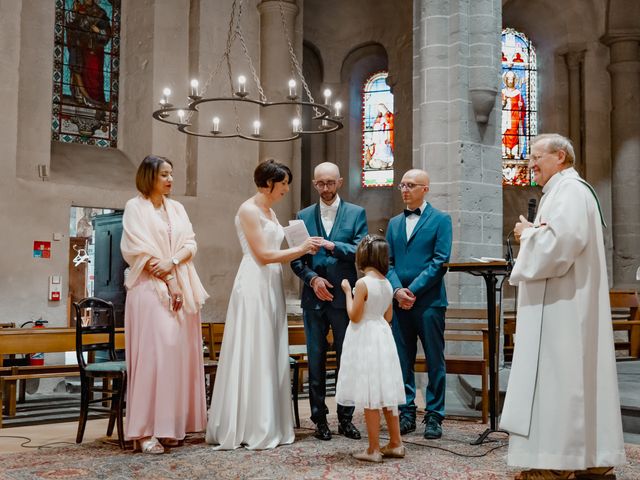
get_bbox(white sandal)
[134,436,165,454]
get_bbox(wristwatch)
[171,257,180,266]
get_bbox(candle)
[323,88,332,106]
[238,75,246,94]
[292,118,301,133]
[162,87,171,104]
[253,120,261,136]
[212,116,220,132]
[288,79,297,97]
[190,79,199,97]
[334,101,342,117]
[177,109,185,122]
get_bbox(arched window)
[501,28,537,186]
[362,71,394,188]
[51,0,121,148]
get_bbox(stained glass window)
[52,0,121,148]
[501,28,537,186]
[362,71,394,188]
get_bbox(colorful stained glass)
[362,71,394,188]
[501,28,537,186]
[51,0,120,148]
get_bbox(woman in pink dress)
[121,155,209,454]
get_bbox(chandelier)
[152,0,343,142]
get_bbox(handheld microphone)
[527,198,537,223]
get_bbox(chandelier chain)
[278,0,317,108]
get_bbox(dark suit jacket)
[386,203,452,308]
[290,201,368,310]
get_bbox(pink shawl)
[120,195,209,314]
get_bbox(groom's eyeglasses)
[397,183,426,191]
[314,181,337,189]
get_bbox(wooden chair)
[73,298,127,448]
[610,290,640,359]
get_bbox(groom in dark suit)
[291,162,367,441]
[386,169,452,439]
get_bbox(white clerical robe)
[500,168,626,470]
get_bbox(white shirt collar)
[320,195,340,211]
[405,201,427,216]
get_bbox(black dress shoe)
[338,421,361,440]
[399,417,416,435]
[314,422,332,441]
[423,414,442,439]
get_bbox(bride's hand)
[302,236,323,255]
[341,279,351,294]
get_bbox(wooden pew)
[610,290,640,359]
[200,322,225,405]
[0,328,125,426]
[415,308,489,423]
[1,324,224,426]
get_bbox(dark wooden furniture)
[73,298,127,448]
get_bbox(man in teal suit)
[386,169,452,439]
[291,162,368,441]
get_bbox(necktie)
[404,208,421,217]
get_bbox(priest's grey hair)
[532,133,575,166]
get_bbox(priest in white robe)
[501,134,626,480]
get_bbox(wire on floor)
[0,435,76,449]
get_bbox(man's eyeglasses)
[314,181,337,189]
[397,183,426,191]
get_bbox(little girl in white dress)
[336,234,406,463]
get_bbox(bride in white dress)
[206,159,323,450]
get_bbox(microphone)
[505,230,515,271]
[527,198,537,223]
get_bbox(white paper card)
[283,220,310,248]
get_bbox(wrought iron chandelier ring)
[152,97,343,143]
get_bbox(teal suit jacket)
[385,203,452,308]
[290,201,368,310]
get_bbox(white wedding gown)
[206,212,295,450]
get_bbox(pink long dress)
[124,214,206,441]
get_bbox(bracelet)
[165,274,175,281]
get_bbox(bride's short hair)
[254,159,292,191]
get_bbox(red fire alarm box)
[49,275,61,301]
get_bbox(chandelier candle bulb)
[177,109,185,123]
[323,88,332,106]
[162,87,171,105]
[238,75,246,93]
[190,79,199,97]
[292,118,301,133]
[288,79,297,98]
[212,116,220,133]
[334,101,342,117]
[253,120,261,136]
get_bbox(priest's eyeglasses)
[398,183,426,191]
[314,180,337,189]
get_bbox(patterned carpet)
[1,416,639,479]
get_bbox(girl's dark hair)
[254,159,292,192]
[356,234,389,275]
[136,155,173,196]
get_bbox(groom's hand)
[311,276,334,302]
[394,288,416,310]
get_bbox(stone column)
[413,0,503,307]
[602,34,640,287]
[563,50,585,175]
[257,0,300,218]
[258,0,300,298]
